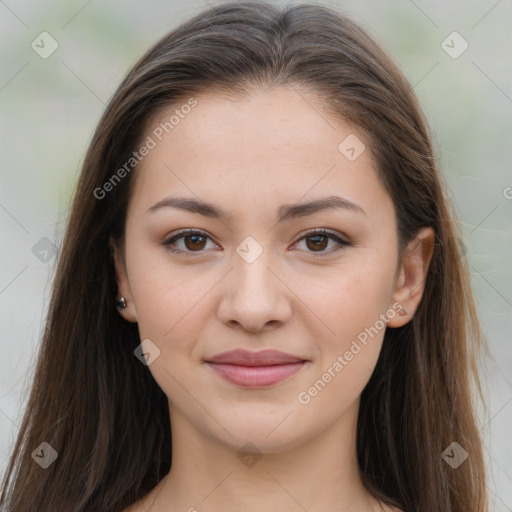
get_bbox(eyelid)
[298,227,349,243]
[162,227,351,257]
[293,228,351,258]
[162,228,219,256]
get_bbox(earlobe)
[110,236,138,323]
[387,227,435,328]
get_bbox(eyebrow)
[147,195,366,222]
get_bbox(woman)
[0,2,488,511]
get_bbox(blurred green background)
[1,0,511,508]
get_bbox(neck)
[145,399,384,512]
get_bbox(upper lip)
[205,349,306,366]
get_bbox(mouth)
[204,349,308,388]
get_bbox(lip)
[205,349,308,388]
[206,349,306,366]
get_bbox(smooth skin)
[115,86,434,512]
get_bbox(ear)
[387,227,435,328]
[110,236,138,323]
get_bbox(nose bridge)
[217,234,291,331]
[233,235,277,301]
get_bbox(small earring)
[398,308,407,316]
[116,297,127,309]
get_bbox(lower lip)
[206,362,306,387]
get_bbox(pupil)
[186,235,206,250]
[308,235,327,251]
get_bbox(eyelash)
[161,228,351,258]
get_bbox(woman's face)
[114,86,416,452]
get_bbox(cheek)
[132,273,209,346]
[296,340,381,432]
[292,258,395,411]
[299,257,396,350]
[125,242,209,345]
[294,265,393,418]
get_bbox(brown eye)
[183,234,207,251]
[305,234,329,252]
[162,229,217,255]
[294,229,350,258]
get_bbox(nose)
[216,248,292,334]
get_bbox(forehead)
[127,86,392,226]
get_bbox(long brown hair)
[0,2,488,511]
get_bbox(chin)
[220,427,306,455]
[206,407,312,454]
